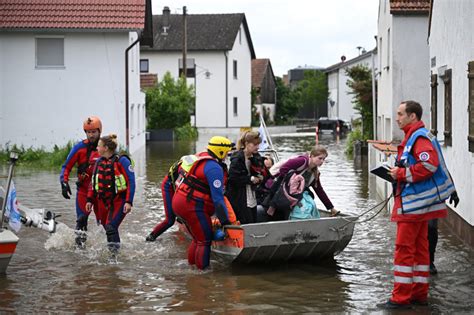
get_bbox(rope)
[335,193,394,230]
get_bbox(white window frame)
[35,35,65,69]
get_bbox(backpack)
[289,191,320,220]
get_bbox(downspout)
[125,32,141,151]
[371,50,377,139]
[224,51,229,128]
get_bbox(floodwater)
[1,134,473,314]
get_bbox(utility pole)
[182,6,187,80]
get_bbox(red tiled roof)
[390,0,430,14]
[0,0,145,30]
[252,59,269,88]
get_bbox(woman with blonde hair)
[86,134,135,254]
[226,131,265,224]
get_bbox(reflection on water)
[1,134,473,313]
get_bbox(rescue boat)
[179,210,356,264]
[0,229,19,274]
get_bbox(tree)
[346,65,374,139]
[146,72,195,129]
[296,70,328,119]
[275,77,301,124]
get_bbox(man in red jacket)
[378,101,457,309]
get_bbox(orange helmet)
[83,116,102,133]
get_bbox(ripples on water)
[1,134,473,313]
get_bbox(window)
[233,97,238,116]
[233,60,238,79]
[443,69,452,146]
[36,37,64,68]
[430,73,438,135]
[140,59,149,73]
[239,28,242,44]
[178,58,196,77]
[468,61,474,152]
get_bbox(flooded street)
[1,134,473,313]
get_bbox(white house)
[428,0,474,246]
[325,49,377,123]
[370,0,431,200]
[140,7,256,128]
[0,0,152,157]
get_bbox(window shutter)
[443,69,452,146]
[468,61,474,152]
[430,73,438,135]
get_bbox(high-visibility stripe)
[394,265,413,273]
[397,202,446,215]
[402,181,454,205]
[421,161,437,173]
[405,168,413,182]
[413,276,429,283]
[414,265,430,272]
[394,276,413,284]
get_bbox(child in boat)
[86,134,135,254]
[266,146,340,220]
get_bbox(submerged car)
[317,117,350,134]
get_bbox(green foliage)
[346,65,375,139]
[346,127,364,156]
[175,124,198,141]
[275,77,301,124]
[295,70,328,118]
[0,142,73,169]
[146,72,195,130]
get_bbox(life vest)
[92,154,129,199]
[77,140,99,184]
[397,128,455,215]
[175,152,226,208]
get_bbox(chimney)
[162,6,170,33]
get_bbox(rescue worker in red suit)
[145,173,176,242]
[145,156,186,242]
[378,101,458,309]
[85,134,135,254]
[172,136,234,270]
[60,116,101,248]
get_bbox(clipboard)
[370,165,395,182]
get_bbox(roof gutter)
[225,51,229,128]
[125,32,142,151]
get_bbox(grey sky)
[151,0,379,77]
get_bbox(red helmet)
[83,116,102,133]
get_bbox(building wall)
[127,32,147,155]
[377,0,394,143]
[327,71,338,119]
[227,23,252,128]
[391,16,430,141]
[261,66,276,104]
[326,53,375,123]
[374,0,430,199]
[0,31,145,155]
[141,24,252,129]
[140,50,227,128]
[429,0,474,227]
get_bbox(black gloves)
[61,181,72,199]
[449,191,459,207]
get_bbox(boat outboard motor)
[20,208,58,233]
